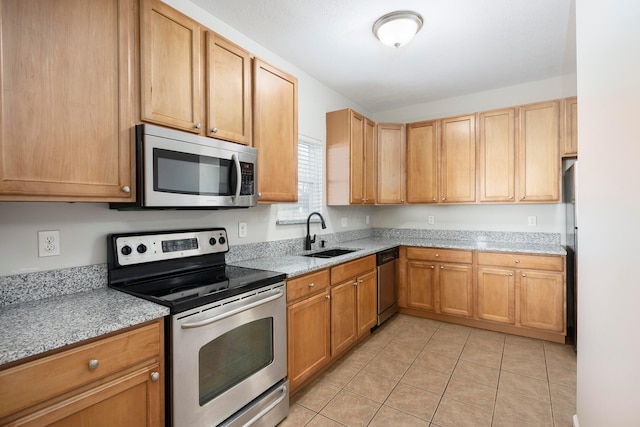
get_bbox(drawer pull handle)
[151,372,160,382]
[88,359,99,371]
[308,282,315,288]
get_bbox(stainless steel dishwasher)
[377,247,399,326]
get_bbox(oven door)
[171,283,287,427]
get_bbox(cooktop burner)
[107,228,285,313]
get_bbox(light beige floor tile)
[400,364,451,396]
[404,316,441,330]
[277,403,317,426]
[543,340,575,354]
[547,362,577,387]
[339,347,377,370]
[431,329,469,345]
[503,342,546,362]
[294,380,342,412]
[451,360,500,388]
[369,405,431,426]
[544,348,577,368]
[459,345,503,369]
[344,370,397,403]
[381,341,422,364]
[501,353,548,380]
[413,351,458,375]
[431,397,492,427]
[306,414,345,426]
[493,389,553,427]
[468,328,507,342]
[465,335,505,353]
[385,383,440,421]
[549,382,576,409]
[422,339,464,359]
[438,322,472,335]
[552,403,576,427]
[320,390,380,427]
[443,376,496,414]
[364,353,411,381]
[504,334,544,349]
[318,361,361,388]
[498,370,550,403]
[392,328,435,348]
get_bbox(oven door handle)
[180,289,284,329]
[231,153,241,204]
[244,384,288,427]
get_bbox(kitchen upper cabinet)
[0,0,135,201]
[561,96,578,157]
[406,120,439,203]
[440,114,476,203]
[377,123,406,204]
[253,58,298,203]
[0,320,164,426]
[478,108,516,202]
[326,109,376,205]
[517,101,561,202]
[141,0,202,134]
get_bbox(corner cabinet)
[0,0,135,201]
[376,123,406,204]
[0,320,164,426]
[253,58,298,203]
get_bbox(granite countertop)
[0,288,169,366]
[230,236,566,278]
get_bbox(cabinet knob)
[258,192,262,197]
[151,372,160,382]
[353,281,358,286]
[326,294,330,299]
[308,282,315,288]
[521,195,526,200]
[509,273,513,276]
[440,265,445,269]
[522,273,527,278]
[441,197,446,201]
[430,265,435,269]
[508,196,514,200]
[88,359,100,371]
[358,279,363,284]
[195,123,202,129]
[211,127,218,133]
[122,186,131,193]
[435,253,439,257]
[432,198,436,202]
[401,199,405,203]
[514,259,520,264]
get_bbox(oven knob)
[137,244,147,254]
[121,245,132,256]
[218,236,226,245]
[209,237,217,246]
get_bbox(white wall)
[574,1,640,425]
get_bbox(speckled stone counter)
[0,288,169,366]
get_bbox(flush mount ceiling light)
[372,10,423,48]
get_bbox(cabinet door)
[287,292,331,391]
[141,0,202,133]
[349,111,365,204]
[517,101,560,202]
[0,0,134,201]
[253,58,298,203]
[330,280,357,356]
[206,33,251,145]
[356,270,377,337]
[407,120,438,203]
[406,261,437,311]
[519,270,565,332]
[363,118,377,204]
[377,123,406,204]
[440,115,476,203]
[478,108,516,202]
[477,267,516,324]
[561,97,578,157]
[438,264,473,317]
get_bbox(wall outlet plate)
[428,216,435,225]
[238,222,247,238]
[38,230,60,257]
[528,216,537,227]
[341,218,348,227]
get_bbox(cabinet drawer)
[287,269,329,303]
[477,252,564,272]
[331,255,376,285]
[406,247,473,264]
[0,321,161,419]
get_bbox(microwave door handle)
[231,154,241,204]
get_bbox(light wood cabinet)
[517,101,561,202]
[0,0,135,202]
[326,109,376,205]
[477,267,516,324]
[377,123,406,204]
[407,120,439,203]
[253,58,298,203]
[0,320,164,426]
[356,270,378,337]
[561,96,578,157]
[478,108,516,202]
[440,115,476,203]
[286,269,331,392]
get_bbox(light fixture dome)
[373,10,423,48]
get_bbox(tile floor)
[279,314,576,427]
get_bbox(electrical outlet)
[428,216,435,225]
[365,215,370,225]
[38,230,60,257]
[238,222,247,238]
[528,216,537,227]
[341,217,348,228]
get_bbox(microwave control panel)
[240,162,255,195]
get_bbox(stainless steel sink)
[304,248,357,258]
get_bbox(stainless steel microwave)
[111,124,257,210]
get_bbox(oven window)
[154,148,232,196]
[198,318,274,406]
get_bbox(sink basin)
[304,248,357,258]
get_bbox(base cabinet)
[0,320,164,426]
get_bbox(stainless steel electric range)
[107,228,289,427]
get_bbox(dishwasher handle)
[376,247,399,265]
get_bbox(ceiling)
[191,0,576,113]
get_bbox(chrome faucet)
[305,212,326,250]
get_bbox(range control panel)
[113,228,229,266]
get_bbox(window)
[277,135,323,223]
